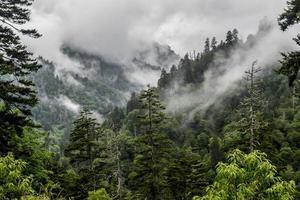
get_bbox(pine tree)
[126,92,140,114]
[65,108,99,168]
[225,30,233,45]
[65,108,107,199]
[232,28,239,43]
[181,54,194,84]
[211,37,217,50]
[158,68,170,88]
[166,148,210,199]
[209,136,224,169]
[278,0,300,31]
[278,50,300,87]
[204,38,210,53]
[102,129,133,199]
[277,0,300,90]
[105,107,125,132]
[0,0,41,155]
[129,86,173,199]
[225,61,268,152]
[170,65,178,80]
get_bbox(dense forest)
[0,0,300,199]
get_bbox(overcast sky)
[24,0,290,63]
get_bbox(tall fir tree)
[181,54,194,84]
[0,0,41,155]
[126,92,140,114]
[225,30,233,45]
[170,65,178,81]
[129,86,173,200]
[232,28,239,43]
[158,68,170,88]
[204,38,210,53]
[211,37,217,50]
[278,0,300,31]
[224,61,268,152]
[166,148,210,199]
[65,108,108,199]
[65,108,100,168]
[209,136,224,169]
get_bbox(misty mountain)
[32,42,179,132]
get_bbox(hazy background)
[23,0,299,116]
[24,0,290,62]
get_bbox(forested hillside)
[31,43,179,155]
[0,0,300,199]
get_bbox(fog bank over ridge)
[165,19,299,117]
[22,0,295,86]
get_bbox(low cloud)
[165,20,299,118]
[22,0,290,87]
[56,95,81,114]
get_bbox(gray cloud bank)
[24,0,288,66]
[22,0,299,114]
[165,19,299,118]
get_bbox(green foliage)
[129,86,174,199]
[196,149,295,200]
[15,128,54,192]
[0,0,41,154]
[278,0,300,31]
[278,51,300,87]
[65,108,100,169]
[209,136,224,169]
[224,62,268,152]
[88,188,111,200]
[0,154,34,199]
[1,2,300,199]
[21,195,51,200]
[277,0,300,90]
[64,108,112,198]
[166,148,210,199]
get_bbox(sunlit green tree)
[194,149,295,200]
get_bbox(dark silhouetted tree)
[0,0,42,155]
[204,38,210,53]
[211,37,217,50]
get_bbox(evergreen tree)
[232,28,239,43]
[169,65,178,82]
[204,38,210,53]
[278,0,300,31]
[0,0,41,155]
[65,108,108,199]
[158,68,170,88]
[129,86,173,199]
[224,61,268,152]
[278,50,300,87]
[127,92,140,114]
[65,108,100,168]
[166,148,210,199]
[211,37,217,50]
[225,30,233,45]
[209,136,224,169]
[181,54,194,84]
[105,107,125,132]
[277,0,300,89]
[100,128,131,199]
